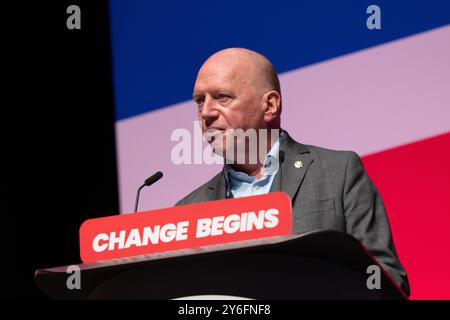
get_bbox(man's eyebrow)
[192,93,201,99]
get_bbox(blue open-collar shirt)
[224,132,286,199]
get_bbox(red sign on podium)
[79,192,292,263]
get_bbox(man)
[176,48,410,296]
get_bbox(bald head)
[193,48,282,135]
[198,48,281,96]
[193,48,283,170]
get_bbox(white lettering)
[92,233,109,252]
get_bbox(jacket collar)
[278,130,313,202]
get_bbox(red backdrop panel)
[362,132,450,299]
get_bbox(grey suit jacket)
[176,132,410,296]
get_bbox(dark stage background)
[8,0,118,299]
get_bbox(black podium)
[35,230,407,299]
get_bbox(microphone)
[278,150,285,192]
[134,171,163,212]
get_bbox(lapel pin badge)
[294,160,303,168]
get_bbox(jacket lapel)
[278,132,313,202]
[205,169,227,201]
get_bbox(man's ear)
[263,90,281,123]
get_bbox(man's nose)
[199,97,220,125]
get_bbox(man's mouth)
[204,127,227,134]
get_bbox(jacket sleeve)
[343,151,410,296]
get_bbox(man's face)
[193,55,267,159]
[193,60,266,133]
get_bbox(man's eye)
[217,95,230,102]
